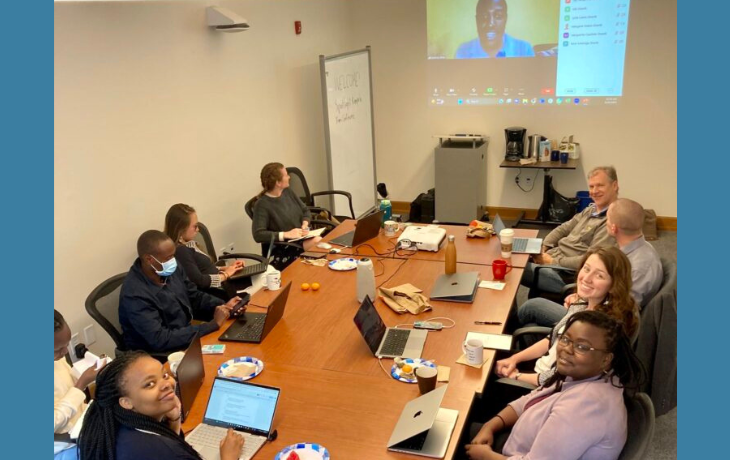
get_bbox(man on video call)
[455,0,534,59]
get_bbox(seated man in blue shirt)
[119,230,241,354]
[455,0,534,59]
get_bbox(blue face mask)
[151,255,177,277]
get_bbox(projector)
[398,225,447,252]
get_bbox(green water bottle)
[379,199,392,226]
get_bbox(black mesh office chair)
[84,273,171,363]
[244,196,335,271]
[286,166,355,221]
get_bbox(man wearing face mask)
[455,0,534,59]
[119,230,240,354]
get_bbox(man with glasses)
[455,0,535,59]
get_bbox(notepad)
[287,227,326,242]
[465,332,513,351]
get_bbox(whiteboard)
[320,48,377,218]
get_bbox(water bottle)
[445,235,457,274]
[379,199,392,226]
[356,258,376,303]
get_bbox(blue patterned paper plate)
[217,356,263,381]
[274,443,330,460]
[328,257,358,271]
[391,358,436,383]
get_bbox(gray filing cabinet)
[435,138,488,224]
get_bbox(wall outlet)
[220,242,235,254]
[83,324,97,345]
[524,176,532,186]
[68,333,81,360]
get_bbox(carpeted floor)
[514,230,677,459]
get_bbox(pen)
[474,321,502,325]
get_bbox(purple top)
[503,374,627,460]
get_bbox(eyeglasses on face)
[557,334,609,355]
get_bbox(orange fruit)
[301,283,310,291]
[311,282,321,291]
[402,364,413,374]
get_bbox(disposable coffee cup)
[499,229,514,259]
[416,366,438,394]
[168,351,185,375]
[384,220,398,237]
[266,269,281,291]
[462,339,484,366]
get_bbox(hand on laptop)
[220,428,245,460]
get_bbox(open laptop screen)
[353,295,387,355]
[203,378,280,437]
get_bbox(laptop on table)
[429,272,480,303]
[219,283,291,343]
[353,295,427,359]
[492,214,543,254]
[329,210,383,248]
[174,333,205,423]
[187,377,281,460]
[387,385,459,458]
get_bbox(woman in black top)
[165,203,242,300]
[78,351,244,460]
[252,163,322,251]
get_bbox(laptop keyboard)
[394,430,429,451]
[512,238,528,252]
[231,314,266,341]
[380,329,410,356]
[188,424,265,460]
[330,230,355,247]
[238,263,266,277]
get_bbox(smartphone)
[231,294,250,317]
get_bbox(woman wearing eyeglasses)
[465,310,645,460]
[165,204,242,301]
[495,246,638,387]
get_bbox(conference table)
[312,220,538,268]
[182,226,528,459]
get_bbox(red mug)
[492,259,512,281]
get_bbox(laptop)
[429,272,480,303]
[387,385,459,458]
[329,210,383,248]
[492,214,543,254]
[219,283,291,343]
[187,377,280,460]
[174,333,205,423]
[228,236,275,281]
[353,295,428,359]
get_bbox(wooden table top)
[312,220,537,268]
[182,257,523,459]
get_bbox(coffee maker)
[505,127,526,161]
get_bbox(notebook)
[174,333,205,423]
[387,385,459,458]
[219,283,291,343]
[187,377,280,460]
[492,214,543,254]
[429,272,480,303]
[329,210,383,248]
[353,295,428,359]
[465,332,513,351]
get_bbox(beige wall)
[55,0,676,355]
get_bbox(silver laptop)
[430,272,480,303]
[492,214,543,254]
[387,385,459,458]
[353,295,428,359]
[187,377,280,460]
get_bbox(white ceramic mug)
[265,269,281,291]
[462,339,484,366]
[384,220,398,237]
[499,229,514,258]
[168,351,186,376]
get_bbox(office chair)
[528,264,577,303]
[84,272,169,363]
[244,196,336,271]
[286,166,355,221]
[618,392,655,460]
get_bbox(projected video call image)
[427,0,632,106]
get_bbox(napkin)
[466,220,495,239]
[379,283,432,314]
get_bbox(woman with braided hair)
[465,310,646,460]
[78,351,244,460]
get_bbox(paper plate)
[391,358,436,383]
[274,443,330,460]
[217,356,263,381]
[328,257,358,271]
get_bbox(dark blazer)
[175,244,219,289]
[116,425,200,460]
